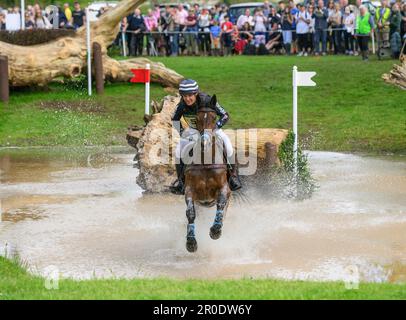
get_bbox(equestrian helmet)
[179,79,199,95]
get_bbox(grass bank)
[0,56,405,153]
[1,257,405,299]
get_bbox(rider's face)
[182,93,197,106]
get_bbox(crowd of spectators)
[1,1,406,59]
[0,2,87,30]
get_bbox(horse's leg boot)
[228,163,242,191]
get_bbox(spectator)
[72,2,85,29]
[27,5,34,18]
[281,6,294,54]
[266,22,282,52]
[277,1,286,15]
[375,0,391,47]
[296,4,311,56]
[268,7,281,27]
[313,0,329,55]
[240,21,254,43]
[210,19,221,56]
[308,5,316,53]
[328,3,343,54]
[184,9,198,55]
[153,4,160,22]
[289,0,299,54]
[253,8,268,47]
[343,6,355,55]
[119,17,129,56]
[263,1,272,17]
[0,12,6,30]
[64,3,72,25]
[401,3,406,53]
[168,7,180,56]
[389,3,402,58]
[193,3,201,16]
[176,4,188,29]
[237,9,254,30]
[58,6,70,29]
[145,9,159,56]
[221,15,233,55]
[198,8,211,55]
[24,12,35,29]
[127,8,146,56]
[176,4,188,54]
[219,5,228,24]
[327,0,335,53]
[355,5,374,61]
[34,7,51,29]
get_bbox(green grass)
[1,257,405,300]
[0,55,405,153]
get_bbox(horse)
[182,95,231,253]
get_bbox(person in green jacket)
[355,5,375,61]
[375,0,391,46]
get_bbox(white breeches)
[175,128,233,160]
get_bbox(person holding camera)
[312,0,329,55]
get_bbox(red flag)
[130,68,150,83]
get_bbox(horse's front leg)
[210,185,230,240]
[185,188,198,252]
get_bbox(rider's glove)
[215,121,222,130]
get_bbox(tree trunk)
[127,95,289,193]
[382,56,406,90]
[0,0,183,88]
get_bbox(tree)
[0,0,183,88]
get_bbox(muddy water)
[0,147,405,282]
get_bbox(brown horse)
[183,95,231,253]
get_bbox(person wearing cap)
[170,79,242,194]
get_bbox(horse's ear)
[210,94,217,108]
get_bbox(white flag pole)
[292,66,298,177]
[122,31,127,57]
[86,8,92,96]
[21,0,25,30]
[145,63,150,115]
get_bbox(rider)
[170,79,242,194]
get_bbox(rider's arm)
[172,104,185,134]
[214,102,229,129]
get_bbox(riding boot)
[228,162,242,191]
[170,162,185,195]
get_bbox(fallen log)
[382,54,406,90]
[0,0,183,88]
[127,95,288,193]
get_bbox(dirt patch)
[38,100,106,113]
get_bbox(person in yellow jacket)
[375,0,391,46]
[64,3,73,25]
[355,5,375,60]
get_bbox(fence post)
[0,56,9,103]
[93,42,104,95]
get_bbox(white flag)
[296,71,317,87]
